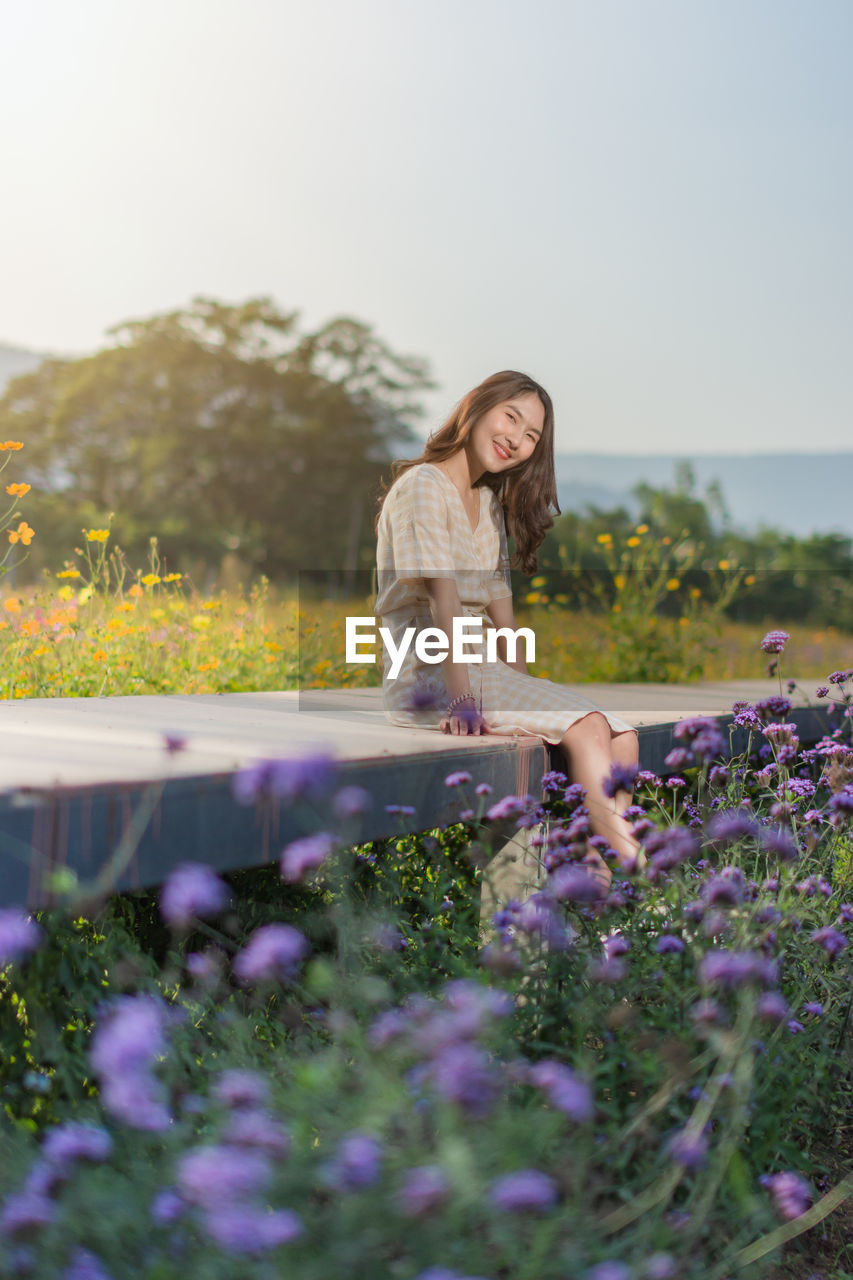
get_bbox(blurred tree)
[2,297,433,584]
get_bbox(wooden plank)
[0,681,832,909]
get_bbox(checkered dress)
[374,463,634,743]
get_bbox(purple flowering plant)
[2,650,853,1278]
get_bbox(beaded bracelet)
[446,691,477,717]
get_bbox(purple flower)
[761,630,790,654]
[690,997,725,1025]
[655,935,685,955]
[755,695,792,722]
[703,870,746,907]
[732,700,762,730]
[90,995,168,1077]
[644,1254,676,1279]
[759,1170,812,1220]
[395,1164,450,1216]
[541,769,568,792]
[705,808,758,845]
[699,948,778,990]
[828,669,852,684]
[233,923,310,983]
[486,794,533,822]
[0,908,43,967]
[815,686,829,698]
[585,1265,635,1280]
[665,1127,708,1169]
[828,786,853,827]
[514,893,575,951]
[0,1190,55,1238]
[162,732,187,756]
[62,1249,114,1280]
[151,1188,184,1225]
[759,825,799,862]
[233,752,336,805]
[602,763,639,798]
[160,862,228,928]
[213,1069,269,1110]
[548,863,608,903]
[810,926,848,958]
[475,782,493,796]
[643,826,698,876]
[673,716,726,763]
[528,1060,593,1121]
[41,1123,112,1171]
[444,771,472,788]
[280,831,334,881]
[489,1168,558,1212]
[429,1041,499,1116]
[222,1109,290,1155]
[99,1072,172,1132]
[757,992,789,1023]
[333,785,371,818]
[803,1001,824,1015]
[323,1132,383,1191]
[177,1145,271,1209]
[203,1205,303,1253]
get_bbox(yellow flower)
[5,482,31,497]
[679,616,691,627]
[191,615,211,628]
[745,574,756,586]
[635,524,649,535]
[8,521,35,545]
[689,587,701,599]
[0,441,24,451]
[164,573,182,582]
[666,578,680,591]
[92,649,107,661]
[718,559,731,571]
[612,603,622,614]
[626,536,640,548]
[31,644,50,656]
[596,533,612,545]
[554,593,568,604]
[129,583,144,598]
[77,585,94,604]
[151,608,166,620]
[0,619,7,629]
[662,536,671,546]
[524,592,542,605]
[4,597,21,613]
[140,574,161,586]
[198,660,219,672]
[202,600,221,610]
[56,568,82,579]
[531,575,547,588]
[57,586,75,602]
[85,529,110,543]
[614,574,626,591]
[119,601,134,613]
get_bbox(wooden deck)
[0,681,830,909]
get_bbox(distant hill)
[553,453,853,541]
[0,343,47,388]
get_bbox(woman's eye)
[506,412,515,423]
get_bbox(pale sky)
[1,0,851,453]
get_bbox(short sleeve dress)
[374,463,634,743]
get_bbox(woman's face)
[466,391,546,475]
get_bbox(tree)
[2,297,433,584]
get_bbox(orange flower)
[0,441,24,451]
[8,521,35,545]
[3,597,20,613]
[5,482,31,497]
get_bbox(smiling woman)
[373,370,643,891]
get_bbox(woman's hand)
[440,710,493,736]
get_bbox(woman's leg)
[558,714,642,891]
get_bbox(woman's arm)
[485,593,529,675]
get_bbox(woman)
[374,370,641,895]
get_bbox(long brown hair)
[376,370,559,574]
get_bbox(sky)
[1,0,852,454]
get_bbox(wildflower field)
[3,451,853,1278]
